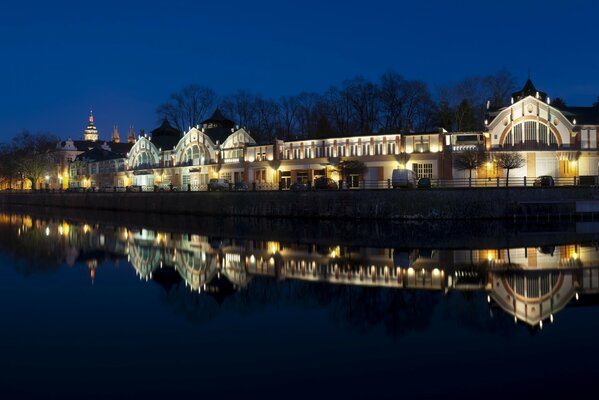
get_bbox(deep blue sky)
[1,0,598,142]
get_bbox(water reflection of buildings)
[3,213,599,329]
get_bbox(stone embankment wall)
[1,187,597,219]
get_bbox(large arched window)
[135,151,152,168]
[183,144,205,166]
[503,121,558,148]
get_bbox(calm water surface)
[1,209,599,399]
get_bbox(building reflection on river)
[2,212,599,330]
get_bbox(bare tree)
[484,69,517,108]
[323,86,352,136]
[494,152,526,187]
[279,96,299,139]
[336,160,368,187]
[10,131,58,189]
[453,149,487,186]
[221,91,282,143]
[379,71,406,133]
[342,76,380,135]
[0,144,19,189]
[295,92,323,138]
[157,84,217,132]
[402,80,435,132]
[551,97,567,109]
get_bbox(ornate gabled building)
[485,78,599,179]
[63,80,599,191]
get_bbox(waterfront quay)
[2,186,598,220]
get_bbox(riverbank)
[1,187,598,220]
[2,203,599,250]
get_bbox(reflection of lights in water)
[58,226,63,236]
[250,255,255,264]
[572,252,578,260]
[45,227,50,236]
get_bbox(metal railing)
[6,175,596,194]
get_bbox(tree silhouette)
[453,149,487,186]
[494,152,526,187]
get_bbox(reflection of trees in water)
[153,274,442,338]
[439,292,515,337]
[0,222,64,275]
[157,281,221,324]
[286,282,441,337]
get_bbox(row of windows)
[283,142,400,160]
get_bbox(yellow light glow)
[268,241,279,254]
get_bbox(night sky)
[1,0,598,142]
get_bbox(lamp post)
[45,175,50,190]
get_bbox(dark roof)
[74,147,123,163]
[151,118,181,150]
[151,118,181,138]
[108,142,134,155]
[151,266,182,294]
[561,106,599,125]
[60,140,104,152]
[201,108,235,127]
[201,108,236,144]
[512,78,547,102]
[204,273,236,305]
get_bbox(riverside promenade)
[1,187,599,220]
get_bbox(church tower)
[112,126,121,143]
[84,110,99,141]
[127,126,136,144]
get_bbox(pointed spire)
[112,125,121,143]
[84,109,99,141]
[127,125,136,144]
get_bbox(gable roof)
[151,118,181,151]
[75,147,123,163]
[201,108,237,144]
